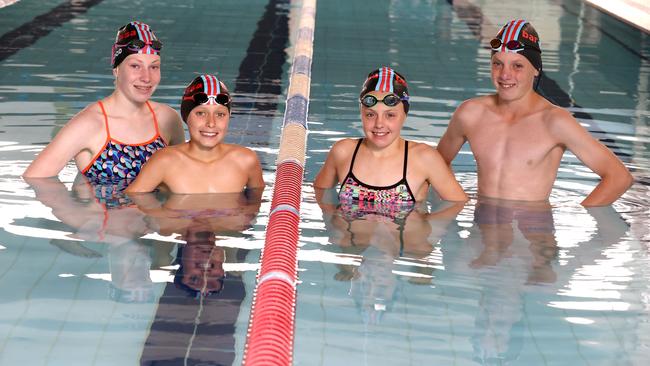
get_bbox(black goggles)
[360,93,408,108]
[119,39,163,52]
[184,92,231,107]
[490,38,539,52]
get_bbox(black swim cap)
[111,21,161,68]
[360,67,410,114]
[180,74,231,123]
[491,20,542,72]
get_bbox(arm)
[423,147,468,202]
[23,111,97,177]
[313,139,348,189]
[244,150,266,190]
[436,105,468,166]
[124,151,170,193]
[553,110,633,206]
[24,176,102,228]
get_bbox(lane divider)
[242,0,316,365]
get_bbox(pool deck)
[585,0,650,33]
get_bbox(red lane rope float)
[270,161,304,210]
[243,0,316,363]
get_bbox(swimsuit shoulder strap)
[402,140,409,179]
[347,138,363,175]
[145,101,164,142]
[97,101,111,139]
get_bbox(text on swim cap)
[185,83,204,94]
[521,30,538,44]
[118,30,138,41]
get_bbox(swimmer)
[314,66,467,203]
[23,21,185,182]
[437,20,632,206]
[125,74,265,193]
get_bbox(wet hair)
[359,66,410,114]
[111,21,161,68]
[180,74,231,123]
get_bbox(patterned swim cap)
[111,21,162,68]
[491,20,542,71]
[360,66,410,114]
[180,74,231,123]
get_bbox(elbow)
[623,171,634,190]
[609,168,634,192]
[451,192,469,202]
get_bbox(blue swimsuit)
[82,100,167,184]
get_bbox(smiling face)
[490,51,539,102]
[186,103,230,149]
[360,91,407,149]
[113,53,161,103]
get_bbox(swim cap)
[360,67,410,114]
[491,20,542,71]
[111,21,162,68]
[180,74,231,123]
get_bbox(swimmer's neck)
[184,141,228,162]
[102,92,151,114]
[363,137,405,157]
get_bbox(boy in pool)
[314,67,467,203]
[436,19,632,206]
[126,74,265,194]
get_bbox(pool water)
[1,0,649,365]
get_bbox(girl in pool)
[314,66,467,203]
[125,74,265,194]
[23,21,185,183]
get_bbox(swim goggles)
[117,39,163,52]
[360,93,409,108]
[184,92,231,107]
[490,38,540,52]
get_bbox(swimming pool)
[1,0,649,365]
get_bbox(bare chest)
[167,158,247,193]
[465,121,562,169]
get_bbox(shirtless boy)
[126,74,265,193]
[437,20,632,206]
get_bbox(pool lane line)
[242,0,315,365]
[0,0,105,62]
[446,0,632,161]
[233,0,290,115]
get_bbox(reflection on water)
[298,189,648,365]
[315,189,464,329]
[0,177,265,365]
[299,0,650,362]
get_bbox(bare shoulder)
[456,96,491,114]
[329,138,359,159]
[147,101,178,121]
[224,144,261,165]
[408,140,443,164]
[543,103,583,134]
[66,103,105,133]
[451,96,492,125]
[148,101,183,128]
[148,144,186,165]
